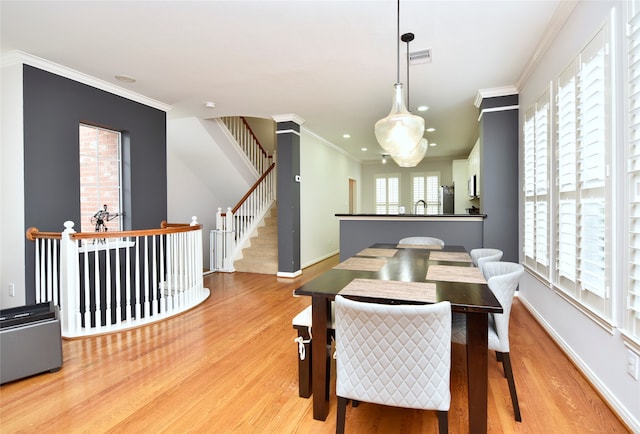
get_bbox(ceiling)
[0,0,570,163]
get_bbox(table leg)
[466,312,489,434]
[311,295,330,421]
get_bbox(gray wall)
[276,120,301,274]
[23,65,167,304]
[478,95,519,263]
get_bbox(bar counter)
[335,213,486,260]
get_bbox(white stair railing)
[220,116,272,174]
[211,163,276,272]
[27,218,209,338]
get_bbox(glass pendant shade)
[374,83,425,156]
[391,138,428,167]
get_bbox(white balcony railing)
[26,217,210,338]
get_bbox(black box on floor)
[0,302,63,384]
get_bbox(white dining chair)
[292,304,334,398]
[451,261,524,421]
[470,248,503,271]
[334,295,451,434]
[398,236,445,247]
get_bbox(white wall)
[300,129,361,268]
[518,1,639,429]
[167,117,254,269]
[360,157,455,214]
[0,61,26,309]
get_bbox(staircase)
[233,203,278,274]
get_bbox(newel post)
[225,207,234,271]
[59,221,80,336]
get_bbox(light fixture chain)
[396,0,400,84]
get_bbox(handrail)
[223,162,276,216]
[27,222,201,242]
[71,224,201,240]
[241,117,269,159]
[26,227,62,241]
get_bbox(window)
[79,124,122,233]
[555,28,611,314]
[523,91,550,277]
[375,175,399,214]
[552,26,612,319]
[522,22,613,324]
[412,173,440,214]
[627,0,640,340]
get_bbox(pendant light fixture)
[390,32,428,167]
[374,0,425,165]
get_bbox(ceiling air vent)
[409,49,432,65]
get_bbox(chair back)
[470,248,503,269]
[335,295,451,411]
[398,236,445,247]
[482,262,524,352]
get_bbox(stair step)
[234,258,278,274]
[251,237,278,247]
[241,248,278,261]
[257,225,277,236]
[233,202,279,275]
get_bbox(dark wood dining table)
[293,244,502,434]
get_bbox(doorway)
[348,178,357,214]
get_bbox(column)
[273,115,304,277]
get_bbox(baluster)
[152,234,158,314]
[105,239,111,327]
[114,237,121,326]
[83,246,91,329]
[93,237,101,328]
[46,239,53,302]
[144,235,150,317]
[160,233,166,312]
[53,239,59,307]
[135,236,141,320]
[125,236,132,322]
[34,238,41,303]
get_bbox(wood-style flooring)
[0,256,630,433]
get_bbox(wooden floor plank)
[0,256,630,433]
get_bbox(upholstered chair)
[451,261,525,421]
[470,248,503,272]
[334,295,451,434]
[398,236,445,248]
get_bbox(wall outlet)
[8,283,15,297]
[627,349,639,381]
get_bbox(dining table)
[293,243,502,434]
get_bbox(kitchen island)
[335,213,486,260]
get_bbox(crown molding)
[272,114,305,125]
[1,50,173,112]
[474,86,519,108]
[516,0,579,89]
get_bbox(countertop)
[335,213,486,218]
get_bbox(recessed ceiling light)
[429,142,437,147]
[361,147,368,152]
[204,101,216,108]
[426,127,436,132]
[115,74,136,83]
[343,134,351,139]
[417,105,429,112]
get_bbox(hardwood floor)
[0,256,630,433]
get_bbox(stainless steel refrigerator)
[441,185,454,214]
